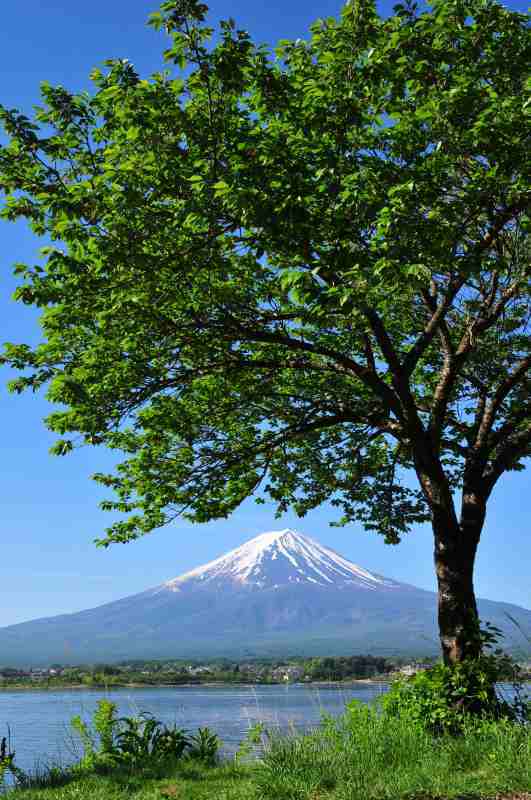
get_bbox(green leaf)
[0,0,528,673]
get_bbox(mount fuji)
[164,529,401,592]
[1,529,530,665]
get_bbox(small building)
[271,665,304,682]
[399,663,433,677]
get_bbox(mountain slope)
[1,529,529,665]
[163,529,403,591]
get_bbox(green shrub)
[115,714,190,767]
[188,727,221,765]
[234,722,265,766]
[70,700,193,772]
[70,698,122,770]
[70,714,95,764]
[382,660,529,734]
[93,699,119,758]
[382,621,529,734]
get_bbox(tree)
[0,0,529,666]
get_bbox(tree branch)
[363,333,376,373]
[404,196,529,377]
[360,303,403,377]
[474,197,529,253]
[233,323,404,420]
[484,425,531,495]
[358,303,425,437]
[428,280,526,447]
[475,355,531,449]
[420,287,455,358]
[404,277,464,376]
[487,403,531,452]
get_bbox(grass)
[3,760,258,800]
[3,705,530,800]
[255,703,531,800]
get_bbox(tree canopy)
[0,0,529,659]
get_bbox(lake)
[0,683,388,778]
[0,682,528,782]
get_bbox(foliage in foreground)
[5,760,256,800]
[1,0,530,666]
[1,702,221,793]
[383,661,530,735]
[69,700,221,770]
[382,623,531,733]
[4,696,531,799]
[1,733,19,786]
[257,703,531,800]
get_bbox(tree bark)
[433,491,485,665]
[413,436,488,667]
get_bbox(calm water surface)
[0,683,388,776]
[0,682,527,781]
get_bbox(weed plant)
[382,622,530,734]
[67,699,220,772]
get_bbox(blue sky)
[0,0,529,631]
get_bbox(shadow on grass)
[7,759,253,800]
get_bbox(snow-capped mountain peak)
[164,528,398,592]
[4,524,530,664]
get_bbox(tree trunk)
[433,493,484,665]
[413,445,486,666]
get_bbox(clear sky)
[0,0,529,630]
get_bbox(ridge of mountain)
[162,528,402,592]
[1,529,529,666]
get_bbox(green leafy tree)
[0,0,529,665]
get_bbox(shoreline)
[1,676,528,693]
[0,677,392,692]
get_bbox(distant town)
[0,655,414,688]
[1,654,530,689]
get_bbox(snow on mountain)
[164,528,399,592]
[1,527,531,665]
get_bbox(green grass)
[255,703,531,800]
[3,760,257,800]
[3,707,530,800]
